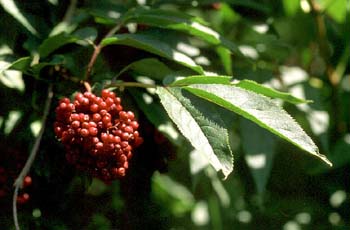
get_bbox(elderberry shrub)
[54,89,143,182]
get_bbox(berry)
[23,176,32,187]
[16,193,30,204]
[54,89,143,182]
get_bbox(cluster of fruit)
[54,90,143,182]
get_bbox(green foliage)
[1,0,349,229]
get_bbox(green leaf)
[282,0,300,16]
[157,87,233,178]
[124,8,216,42]
[117,58,173,80]
[0,69,25,92]
[38,33,79,58]
[39,26,96,59]
[152,173,195,215]
[4,56,32,72]
[30,55,66,77]
[170,76,309,104]
[216,46,233,75]
[325,0,347,23]
[169,75,232,86]
[234,79,311,104]
[73,27,98,42]
[240,118,276,194]
[101,33,203,74]
[310,136,350,174]
[123,7,241,55]
[183,84,332,166]
[0,0,38,36]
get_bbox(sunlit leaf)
[169,75,232,86]
[216,47,232,75]
[184,84,332,166]
[234,79,311,104]
[170,76,309,104]
[0,69,25,92]
[157,87,233,178]
[0,0,38,36]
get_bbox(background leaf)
[0,0,38,36]
[2,56,32,72]
[240,118,276,194]
[101,33,204,74]
[38,33,79,58]
[123,7,241,55]
[117,58,173,80]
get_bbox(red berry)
[82,122,89,129]
[126,111,135,120]
[124,126,133,134]
[90,104,99,113]
[95,142,104,150]
[71,113,80,121]
[92,113,102,122]
[117,168,125,177]
[71,121,80,129]
[80,128,89,137]
[59,102,67,110]
[121,132,130,141]
[89,127,98,136]
[119,111,128,121]
[101,89,110,99]
[23,176,32,187]
[99,101,107,110]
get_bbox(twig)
[12,84,54,230]
[12,186,20,230]
[84,23,123,81]
[62,0,77,23]
[307,0,348,138]
[307,0,333,82]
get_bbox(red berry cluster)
[54,89,143,182]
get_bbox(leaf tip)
[317,152,333,167]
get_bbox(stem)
[62,0,77,23]
[307,0,346,138]
[84,23,123,81]
[12,186,19,230]
[307,0,333,82]
[12,84,53,230]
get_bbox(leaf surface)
[184,84,332,166]
[157,87,233,177]
[171,76,309,104]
